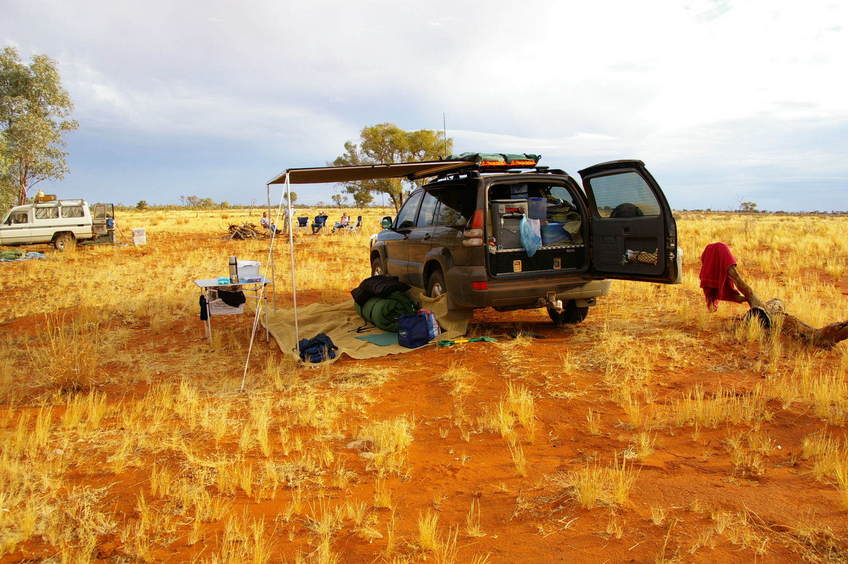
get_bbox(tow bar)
[545,291,563,313]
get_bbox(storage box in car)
[541,222,571,245]
[491,199,527,250]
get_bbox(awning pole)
[267,184,275,310]
[286,172,300,350]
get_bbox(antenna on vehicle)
[442,112,448,157]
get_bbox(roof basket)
[446,152,541,171]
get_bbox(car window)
[62,205,84,218]
[432,188,476,227]
[10,211,29,224]
[396,191,423,229]
[35,207,59,219]
[417,192,439,227]
[588,172,660,217]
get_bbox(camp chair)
[343,216,362,233]
[332,216,352,233]
[297,216,309,231]
[311,215,328,234]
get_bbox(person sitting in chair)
[332,214,350,233]
[312,212,329,234]
[260,212,277,233]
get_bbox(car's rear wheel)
[53,232,76,252]
[371,255,384,277]
[426,269,446,298]
[548,300,588,326]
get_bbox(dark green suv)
[369,159,681,325]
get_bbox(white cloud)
[1,0,846,208]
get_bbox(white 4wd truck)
[0,199,116,251]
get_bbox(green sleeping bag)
[356,291,417,332]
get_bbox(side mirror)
[381,216,393,230]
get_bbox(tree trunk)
[754,299,848,349]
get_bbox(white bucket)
[132,228,147,246]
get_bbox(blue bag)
[397,313,431,348]
[298,333,338,363]
[520,217,542,257]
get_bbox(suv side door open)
[580,160,680,283]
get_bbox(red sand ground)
[1,232,846,563]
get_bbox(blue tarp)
[0,251,46,262]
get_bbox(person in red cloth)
[699,242,763,311]
[700,242,848,348]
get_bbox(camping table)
[194,277,270,347]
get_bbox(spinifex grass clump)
[802,432,848,508]
[357,417,415,476]
[26,315,102,391]
[666,384,770,429]
[554,455,638,509]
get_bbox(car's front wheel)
[548,300,589,326]
[371,255,385,277]
[53,232,77,252]
[426,269,446,298]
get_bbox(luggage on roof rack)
[448,152,541,168]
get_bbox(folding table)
[194,277,270,347]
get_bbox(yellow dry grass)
[0,208,846,562]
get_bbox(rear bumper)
[445,265,612,310]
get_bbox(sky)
[2,0,847,211]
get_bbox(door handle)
[423,233,431,240]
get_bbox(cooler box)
[237,260,260,279]
[491,199,527,250]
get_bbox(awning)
[267,160,474,185]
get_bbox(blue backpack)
[298,333,338,363]
[397,313,432,349]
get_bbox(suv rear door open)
[579,160,679,283]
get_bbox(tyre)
[371,255,385,277]
[548,300,589,326]
[426,269,446,298]
[53,232,76,252]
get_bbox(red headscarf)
[699,242,742,311]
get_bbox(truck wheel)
[371,256,384,276]
[53,232,76,252]
[427,269,446,298]
[548,300,588,326]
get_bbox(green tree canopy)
[0,47,78,207]
[334,123,453,212]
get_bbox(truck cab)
[0,198,116,251]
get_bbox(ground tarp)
[262,289,471,361]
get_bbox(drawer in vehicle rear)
[488,245,587,275]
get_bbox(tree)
[0,47,78,206]
[136,200,148,210]
[739,201,758,213]
[350,188,373,208]
[334,123,452,212]
[331,193,347,208]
